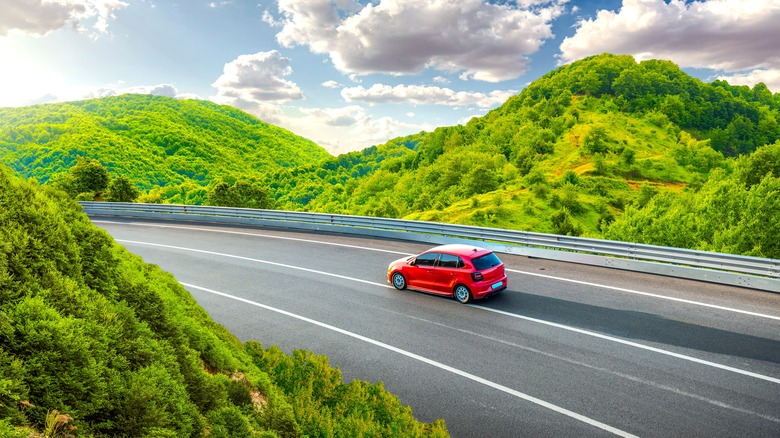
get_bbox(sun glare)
[0,40,72,107]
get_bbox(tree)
[50,157,109,200]
[107,176,140,202]
[70,157,109,195]
[207,182,239,207]
[464,164,499,196]
[583,125,610,154]
[207,180,273,209]
[551,209,582,236]
[736,141,780,187]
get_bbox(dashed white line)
[472,305,780,385]
[99,219,779,321]
[95,220,410,255]
[506,269,780,322]
[180,281,639,438]
[117,239,780,385]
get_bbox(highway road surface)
[93,217,780,438]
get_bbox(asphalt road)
[93,217,780,438]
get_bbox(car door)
[408,252,439,290]
[431,253,462,293]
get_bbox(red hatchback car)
[387,244,508,303]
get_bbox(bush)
[247,342,449,438]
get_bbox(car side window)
[415,252,439,267]
[438,253,462,269]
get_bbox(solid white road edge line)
[506,269,780,322]
[179,281,639,438]
[116,239,780,385]
[94,220,411,255]
[99,219,779,321]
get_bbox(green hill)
[0,165,448,437]
[0,94,331,204]
[262,54,780,258]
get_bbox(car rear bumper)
[472,276,507,299]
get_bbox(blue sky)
[1,1,779,155]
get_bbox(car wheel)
[391,272,407,290]
[453,284,472,304]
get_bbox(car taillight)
[471,272,483,281]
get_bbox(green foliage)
[735,140,780,187]
[246,342,449,438]
[605,153,780,258]
[551,209,583,236]
[207,180,273,209]
[49,157,109,200]
[583,124,610,154]
[0,94,330,204]
[0,164,447,436]
[107,176,139,202]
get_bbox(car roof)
[427,244,492,258]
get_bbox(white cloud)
[211,50,304,110]
[559,0,780,74]
[87,83,200,99]
[0,0,128,37]
[718,69,780,94]
[209,1,232,8]
[341,84,516,108]
[259,105,433,154]
[321,80,342,88]
[207,87,441,153]
[272,0,565,82]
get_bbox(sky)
[1,0,779,156]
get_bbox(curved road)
[93,217,780,438]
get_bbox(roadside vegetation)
[0,164,448,437]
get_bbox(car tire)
[391,272,407,290]
[453,284,472,304]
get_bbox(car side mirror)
[408,258,416,266]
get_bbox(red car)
[387,244,508,304]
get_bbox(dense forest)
[263,54,780,258]
[0,165,448,437]
[1,54,779,259]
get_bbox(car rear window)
[438,253,464,268]
[472,252,502,270]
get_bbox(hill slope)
[262,54,780,257]
[0,94,331,204]
[0,164,448,437]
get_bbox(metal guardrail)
[80,202,780,293]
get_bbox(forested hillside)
[263,54,780,258]
[0,95,330,204]
[0,165,448,437]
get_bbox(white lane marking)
[96,220,410,255]
[506,269,780,322]
[97,218,779,321]
[118,239,780,385]
[472,305,780,385]
[116,239,392,289]
[180,282,638,438]
[377,307,780,424]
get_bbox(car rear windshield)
[472,252,502,270]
